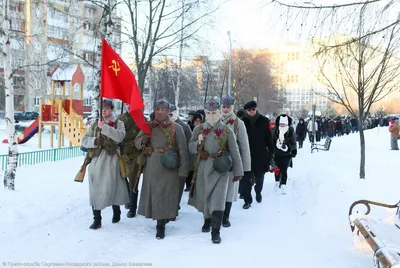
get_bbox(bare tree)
[2,0,18,190]
[270,0,400,179]
[120,0,222,96]
[225,48,279,114]
[313,15,400,179]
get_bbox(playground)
[1,65,87,153]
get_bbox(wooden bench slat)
[354,217,400,267]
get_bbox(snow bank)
[0,126,398,267]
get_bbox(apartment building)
[270,36,400,115]
[270,42,333,114]
[0,0,121,112]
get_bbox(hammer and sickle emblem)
[109,60,120,76]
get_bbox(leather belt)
[144,147,167,155]
[200,150,223,160]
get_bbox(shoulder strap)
[234,118,239,136]
[170,122,176,147]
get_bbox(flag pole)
[100,96,103,121]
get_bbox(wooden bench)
[311,137,332,153]
[349,199,400,268]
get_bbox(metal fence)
[0,146,85,170]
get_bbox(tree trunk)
[174,0,185,113]
[358,120,366,179]
[92,2,112,120]
[137,68,146,96]
[3,0,19,190]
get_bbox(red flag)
[100,39,151,134]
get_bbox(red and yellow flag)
[100,39,151,134]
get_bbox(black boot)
[202,218,211,232]
[112,205,121,223]
[127,190,138,218]
[90,207,102,229]
[222,202,232,228]
[124,179,131,209]
[156,219,167,239]
[211,211,223,244]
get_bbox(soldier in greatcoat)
[135,99,189,239]
[168,104,193,216]
[188,100,243,244]
[82,100,129,229]
[220,96,251,227]
[117,105,142,218]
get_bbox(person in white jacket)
[307,119,318,143]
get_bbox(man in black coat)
[241,101,274,207]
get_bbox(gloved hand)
[141,135,150,145]
[291,149,297,158]
[94,136,104,147]
[233,176,241,182]
[269,158,277,173]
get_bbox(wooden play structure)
[38,64,87,149]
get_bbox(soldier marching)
[80,97,286,243]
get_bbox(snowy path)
[1,127,398,267]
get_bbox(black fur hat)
[275,114,293,126]
[243,101,257,110]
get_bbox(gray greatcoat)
[135,119,190,220]
[82,116,129,210]
[175,118,193,202]
[188,120,244,219]
[222,113,251,202]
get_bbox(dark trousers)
[241,171,265,204]
[316,131,321,142]
[308,132,314,143]
[298,140,304,149]
[274,156,292,185]
[186,170,194,189]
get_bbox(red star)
[215,128,223,136]
[225,98,229,103]
[159,100,164,104]
[210,102,214,107]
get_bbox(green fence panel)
[0,146,85,170]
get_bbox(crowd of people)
[80,98,398,245]
[80,97,298,244]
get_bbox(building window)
[34,97,40,106]
[87,53,93,62]
[287,52,299,61]
[84,97,92,106]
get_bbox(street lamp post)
[227,31,232,96]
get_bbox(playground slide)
[17,119,39,144]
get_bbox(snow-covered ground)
[0,127,398,267]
